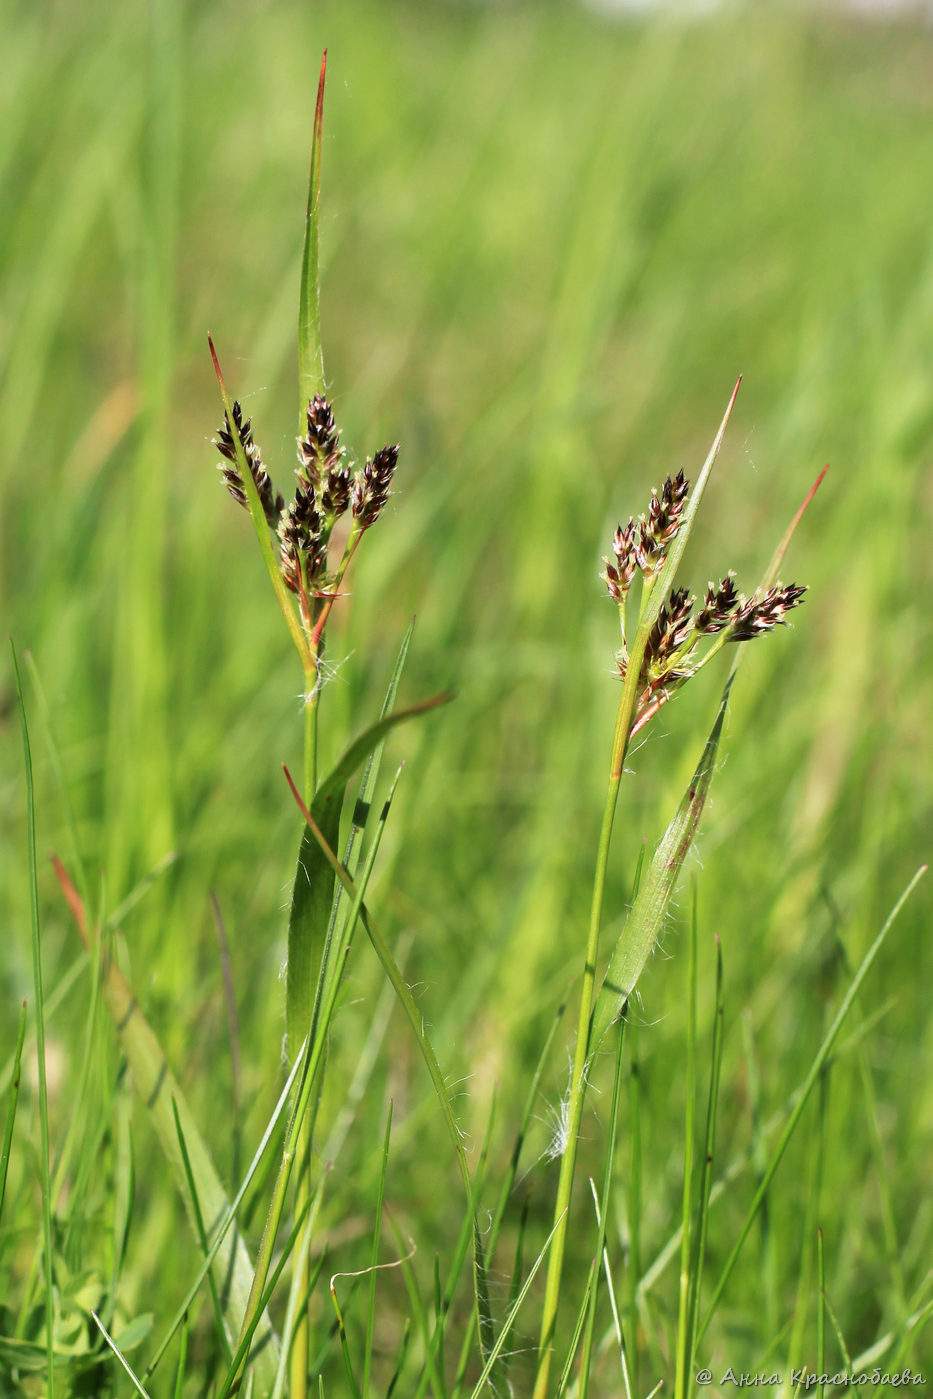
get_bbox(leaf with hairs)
[590,675,733,1054]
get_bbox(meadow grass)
[2,0,932,1394]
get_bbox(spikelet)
[214,402,284,527]
[352,444,399,529]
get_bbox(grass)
[2,0,933,1394]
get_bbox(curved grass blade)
[0,999,27,1223]
[11,641,55,1399]
[298,52,327,424]
[50,856,280,1391]
[590,674,733,1054]
[286,686,453,1061]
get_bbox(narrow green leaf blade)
[298,52,327,422]
[285,687,452,1059]
[590,674,734,1053]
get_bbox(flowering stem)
[533,625,647,1399]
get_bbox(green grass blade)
[449,998,569,1399]
[364,1101,393,1397]
[330,1275,364,1399]
[217,1194,317,1399]
[673,887,699,1399]
[171,1099,234,1365]
[172,1312,189,1399]
[466,1212,564,1399]
[386,1317,412,1399]
[639,378,741,639]
[578,1018,627,1399]
[286,687,453,1062]
[817,1229,825,1399]
[626,1018,642,1399]
[298,52,327,423]
[698,865,926,1342]
[11,641,55,1399]
[0,999,27,1224]
[590,673,734,1053]
[271,1197,329,1399]
[685,934,724,1390]
[91,1311,153,1399]
[388,1212,447,1399]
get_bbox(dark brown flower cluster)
[215,394,399,599]
[602,472,807,727]
[602,470,688,602]
[215,401,284,527]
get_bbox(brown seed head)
[643,587,695,683]
[297,395,343,486]
[352,444,399,529]
[695,574,739,634]
[214,401,283,527]
[278,486,326,594]
[647,470,689,546]
[728,583,807,642]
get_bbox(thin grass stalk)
[817,1229,825,1399]
[172,1313,189,1399]
[388,1212,448,1399]
[386,1318,413,1399]
[697,866,926,1342]
[674,887,699,1399]
[11,642,55,1399]
[578,1018,627,1398]
[787,1066,828,1382]
[0,999,27,1223]
[626,1019,641,1398]
[92,1311,153,1398]
[364,1103,394,1397]
[685,935,724,1389]
[424,1090,498,1398]
[330,1278,364,1399]
[448,999,569,1399]
[172,1099,235,1365]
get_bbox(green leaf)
[590,674,734,1054]
[298,52,327,423]
[285,687,452,1060]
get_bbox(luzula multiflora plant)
[532,383,815,1399]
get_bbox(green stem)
[532,638,645,1399]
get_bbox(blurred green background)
[2,0,932,1389]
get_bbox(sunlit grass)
[2,0,932,1393]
